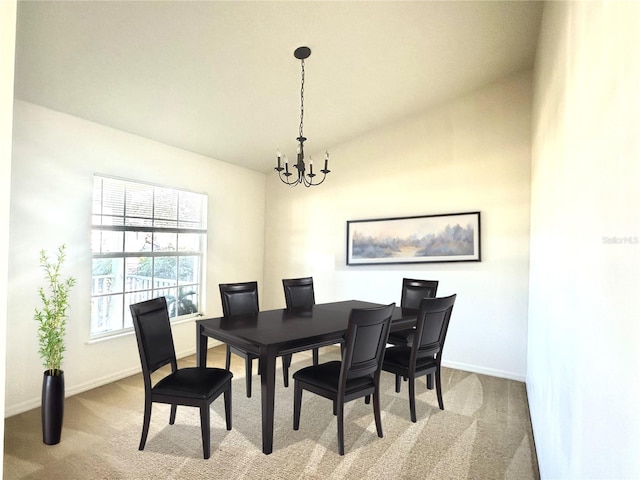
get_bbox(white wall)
[1,0,18,475]
[529,2,640,479]
[264,72,532,381]
[6,101,266,415]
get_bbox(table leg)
[260,345,277,454]
[196,324,208,367]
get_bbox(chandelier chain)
[299,59,305,138]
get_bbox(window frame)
[90,175,207,340]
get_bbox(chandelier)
[275,46,330,187]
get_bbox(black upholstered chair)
[386,278,439,347]
[382,294,456,422]
[283,276,316,310]
[130,297,232,459]
[219,281,289,396]
[293,303,395,455]
[282,277,319,368]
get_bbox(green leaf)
[33,244,75,373]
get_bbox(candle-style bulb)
[276,148,281,159]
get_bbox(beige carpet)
[4,345,539,479]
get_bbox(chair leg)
[435,368,444,410]
[409,376,417,423]
[225,345,231,370]
[337,402,345,456]
[139,398,152,450]
[199,404,211,459]
[224,383,232,430]
[312,348,319,366]
[169,404,177,424]
[245,358,252,398]
[427,372,434,390]
[364,395,371,404]
[395,374,401,393]
[282,354,291,388]
[293,382,302,430]
[373,390,383,438]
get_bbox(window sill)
[87,313,201,344]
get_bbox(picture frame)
[346,212,481,265]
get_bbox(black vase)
[42,370,65,445]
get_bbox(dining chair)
[283,276,316,310]
[282,277,319,371]
[293,303,395,455]
[219,281,289,396]
[130,297,232,459]
[386,278,439,347]
[382,294,456,422]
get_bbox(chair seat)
[387,328,415,345]
[293,361,374,395]
[153,367,233,399]
[382,346,437,371]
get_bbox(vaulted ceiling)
[14,1,543,173]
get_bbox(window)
[91,175,207,338]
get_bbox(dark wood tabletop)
[196,300,417,454]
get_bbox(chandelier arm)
[276,167,301,186]
[311,174,328,186]
[285,174,301,187]
[303,169,329,187]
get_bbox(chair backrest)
[219,281,259,317]
[401,278,439,310]
[282,277,315,309]
[339,303,396,384]
[412,294,457,361]
[130,297,177,381]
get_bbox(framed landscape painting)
[346,212,481,265]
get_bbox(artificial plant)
[34,244,76,376]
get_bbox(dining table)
[196,300,418,454]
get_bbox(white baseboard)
[442,359,526,383]
[5,344,520,418]
[4,346,205,418]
